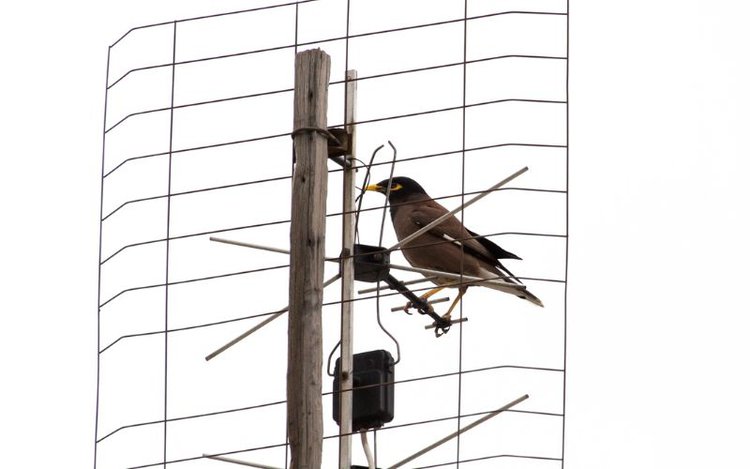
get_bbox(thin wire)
[331,140,403,368]
[142,106,552,179]
[347,98,566,129]
[104,124,563,184]
[101,183,564,266]
[101,216,292,265]
[101,223,565,311]
[109,44,285,89]
[92,43,111,469]
[455,1,469,464]
[103,181,561,263]
[161,20,178,469]
[353,144,385,242]
[102,174,292,221]
[375,288,401,365]
[376,141,398,248]
[414,454,563,469]
[125,404,561,469]
[339,9,353,463]
[389,394,528,469]
[100,264,565,355]
[101,216,565,310]
[103,96,564,180]
[561,0,571,466]
[105,86,295,134]
[103,130,290,179]
[361,186,567,231]
[352,142,565,173]
[98,397,286,443]
[367,407,560,437]
[374,141,402,364]
[100,308,284,355]
[108,10,566,89]
[100,362,561,444]
[100,262,289,308]
[106,52,564,135]
[109,0,319,48]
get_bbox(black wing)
[466,228,522,261]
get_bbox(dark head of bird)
[365,176,430,204]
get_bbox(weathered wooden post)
[287,48,330,469]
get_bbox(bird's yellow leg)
[441,286,468,322]
[402,286,445,313]
[420,286,445,301]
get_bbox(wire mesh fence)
[96,1,568,468]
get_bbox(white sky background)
[1,1,749,469]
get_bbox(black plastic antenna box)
[333,349,395,432]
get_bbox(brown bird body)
[366,177,543,319]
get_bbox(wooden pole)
[338,69,358,469]
[288,48,330,469]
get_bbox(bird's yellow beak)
[365,183,383,193]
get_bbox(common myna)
[366,176,543,321]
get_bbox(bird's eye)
[391,183,403,191]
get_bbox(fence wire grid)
[95,1,569,468]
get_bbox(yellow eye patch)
[390,183,403,191]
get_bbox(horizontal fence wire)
[101,181,566,265]
[104,99,565,178]
[99,362,562,443]
[99,220,565,309]
[99,256,566,353]
[103,9,567,179]
[415,453,563,469]
[126,405,561,469]
[106,53,565,134]
[109,0,321,48]
[102,152,565,222]
[108,9,565,90]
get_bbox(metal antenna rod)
[203,454,283,469]
[388,264,525,291]
[204,274,340,361]
[386,167,528,253]
[210,236,340,263]
[210,237,293,255]
[358,276,439,294]
[387,394,530,469]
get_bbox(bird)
[365,176,543,322]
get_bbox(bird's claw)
[402,300,434,315]
[434,318,452,337]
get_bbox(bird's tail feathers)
[477,269,544,307]
[517,288,544,307]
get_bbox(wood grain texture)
[288,48,330,469]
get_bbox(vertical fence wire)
[94,44,112,469]
[561,0,571,465]
[161,20,178,469]
[455,0,469,466]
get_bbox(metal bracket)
[383,274,453,336]
[327,126,353,168]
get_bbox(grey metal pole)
[338,69,358,469]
